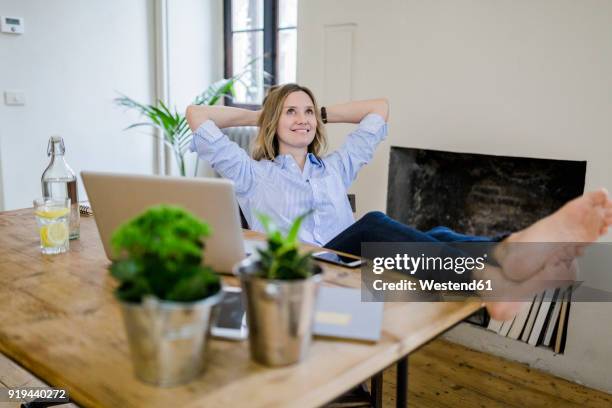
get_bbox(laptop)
[81,171,246,274]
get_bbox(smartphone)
[312,251,365,268]
[210,287,248,340]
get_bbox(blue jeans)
[323,211,501,283]
[323,211,496,255]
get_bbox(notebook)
[543,289,564,347]
[507,297,536,340]
[314,286,384,342]
[528,288,556,346]
[521,292,544,342]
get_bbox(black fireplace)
[386,147,587,237]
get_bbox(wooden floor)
[2,339,611,407]
[381,339,612,408]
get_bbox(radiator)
[224,126,258,153]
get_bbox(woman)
[187,83,490,254]
[187,83,612,319]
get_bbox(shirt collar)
[274,153,323,169]
[307,153,323,167]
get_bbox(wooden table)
[0,209,481,408]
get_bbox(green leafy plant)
[114,78,238,177]
[255,212,314,280]
[115,57,270,177]
[109,205,221,303]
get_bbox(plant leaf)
[256,212,275,235]
[287,210,313,245]
[124,122,157,131]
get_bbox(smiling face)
[276,91,318,155]
[252,83,327,162]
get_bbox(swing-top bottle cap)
[47,135,65,156]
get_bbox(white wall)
[166,0,223,177]
[299,0,612,217]
[0,0,157,210]
[299,0,612,393]
[167,0,223,113]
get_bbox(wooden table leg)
[370,371,383,408]
[396,356,409,407]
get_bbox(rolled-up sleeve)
[190,120,255,195]
[324,113,388,188]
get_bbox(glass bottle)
[41,136,80,239]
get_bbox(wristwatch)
[321,106,328,124]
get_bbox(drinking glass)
[33,198,70,255]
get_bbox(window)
[224,0,298,107]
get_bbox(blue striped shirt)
[190,113,388,246]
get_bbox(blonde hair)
[252,83,327,161]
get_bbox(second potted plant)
[109,205,222,386]
[234,212,323,366]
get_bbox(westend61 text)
[372,279,493,292]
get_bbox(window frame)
[224,0,296,109]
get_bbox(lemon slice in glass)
[41,222,69,247]
[36,207,70,219]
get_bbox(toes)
[605,210,612,226]
[588,189,609,206]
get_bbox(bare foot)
[480,244,580,320]
[473,190,611,321]
[494,188,612,282]
[473,263,532,320]
[484,258,577,320]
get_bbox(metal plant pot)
[119,290,222,386]
[234,258,322,366]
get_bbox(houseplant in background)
[109,205,222,386]
[114,77,238,177]
[234,212,323,366]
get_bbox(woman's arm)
[325,98,389,124]
[323,99,389,188]
[186,105,260,131]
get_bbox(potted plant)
[234,212,323,366]
[114,77,238,177]
[109,205,222,386]
[114,60,266,177]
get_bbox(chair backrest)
[239,205,250,229]
[348,194,356,213]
